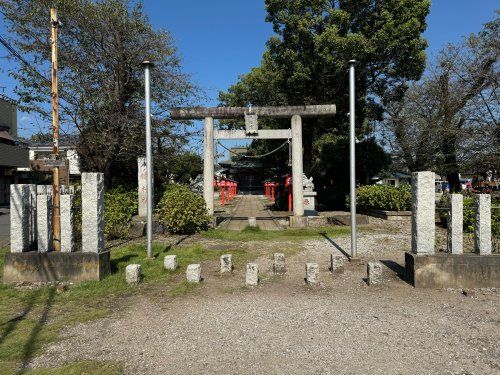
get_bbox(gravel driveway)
[28,230,500,374]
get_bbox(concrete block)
[367,261,385,285]
[125,264,141,284]
[405,252,500,289]
[474,194,492,255]
[246,263,259,286]
[60,194,75,253]
[164,255,178,270]
[306,262,319,284]
[330,254,346,271]
[10,184,30,253]
[273,253,286,274]
[411,171,435,254]
[186,264,201,283]
[447,194,463,254]
[220,254,232,273]
[289,216,307,228]
[37,194,53,253]
[82,173,105,253]
[248,217,257,227]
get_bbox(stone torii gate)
[170,105,336,217]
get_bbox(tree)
[219,0,429,207]
[0,0,198,187]
[380,13,499,190]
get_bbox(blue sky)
[0,0,498,154]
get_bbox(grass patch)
[25,360,123,375]
[0,242,252,373]
[203,225,354,241]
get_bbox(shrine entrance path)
[223,195,282,231]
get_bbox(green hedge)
[104,187,138,239]
[156,184,210,234]
[348,184,412,211]
[439,193,499,235]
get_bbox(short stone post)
[82,173,105,253]
[246,263,259,286]
[248,217,257,228]
[186,264,201,283]
[37,194,53,253]
[411,171,435,254]
[137,157,147,217]
[125,264,141,284]
[60,194,75,252]
[273,253,286,274]
[164,255,178,270]
[305,262,319,284]
[10,184,30,253]
[447,194,463,254]
[220,254,232,273]
[367,261,384,285]
[474,194,492,255]
[330,254,345,272]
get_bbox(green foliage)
[157,184,211,234]
[167,152,203,184]
[439,193,500,235]
[104,187,138,240]
[351,184,412,211]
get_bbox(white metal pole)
[348,60,357,258]
[143,61,154,259]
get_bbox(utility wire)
[217,139,290,159]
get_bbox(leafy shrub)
[439,193,500,235]
[157,184,211,234]
[104,187,138,239]
[348,184,412,211]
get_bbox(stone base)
[405,252,500,289]
[289,216,308,228]
[3,251,111,284]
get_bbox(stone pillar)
[60,194,75,253]
[248,217,257,227]
[125,264,141,284]
[367,261,384,285]
[474,194,491,255]
[203,117,214,216]
[10,184,30,253]
[164,255,178,270]
[447,194,463,254]
[27,184,37,249]
[37,194,53,253]
[220,254,232,273]
[291,115,304,216]
[186,264,202,283]
[305,262,319,284]
[137,157,147,217]
[411,171,435,254]
[273,253,286,274]
[82,172,105,253]
[246,263,259,286]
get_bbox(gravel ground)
[28,227,500,374]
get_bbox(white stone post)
[220,254,232,273]
[411,171,435,254]
[164,255,178,270]
[474,194,491,255]
[203,117,214,216]
[273,253,286,274]
[37,194,53,253]
[291,115,304,216]
[306,262,319,284]
[10,184,30,253]
[60,194,75,252]
[82,172,105,253]
[447,194,463,254]
[246,263,259,286]
[28,184,37,249]
[137,157,147,217]
[186,264,202,283]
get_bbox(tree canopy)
[0,0,199,187]
[219,0,430,207]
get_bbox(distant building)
[0,95,29,205]
[372,171,411,187]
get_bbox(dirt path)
[27,229,500,374]
[221,195,282,231]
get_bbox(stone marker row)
[412,171,492,255]
[10,173,103,254]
